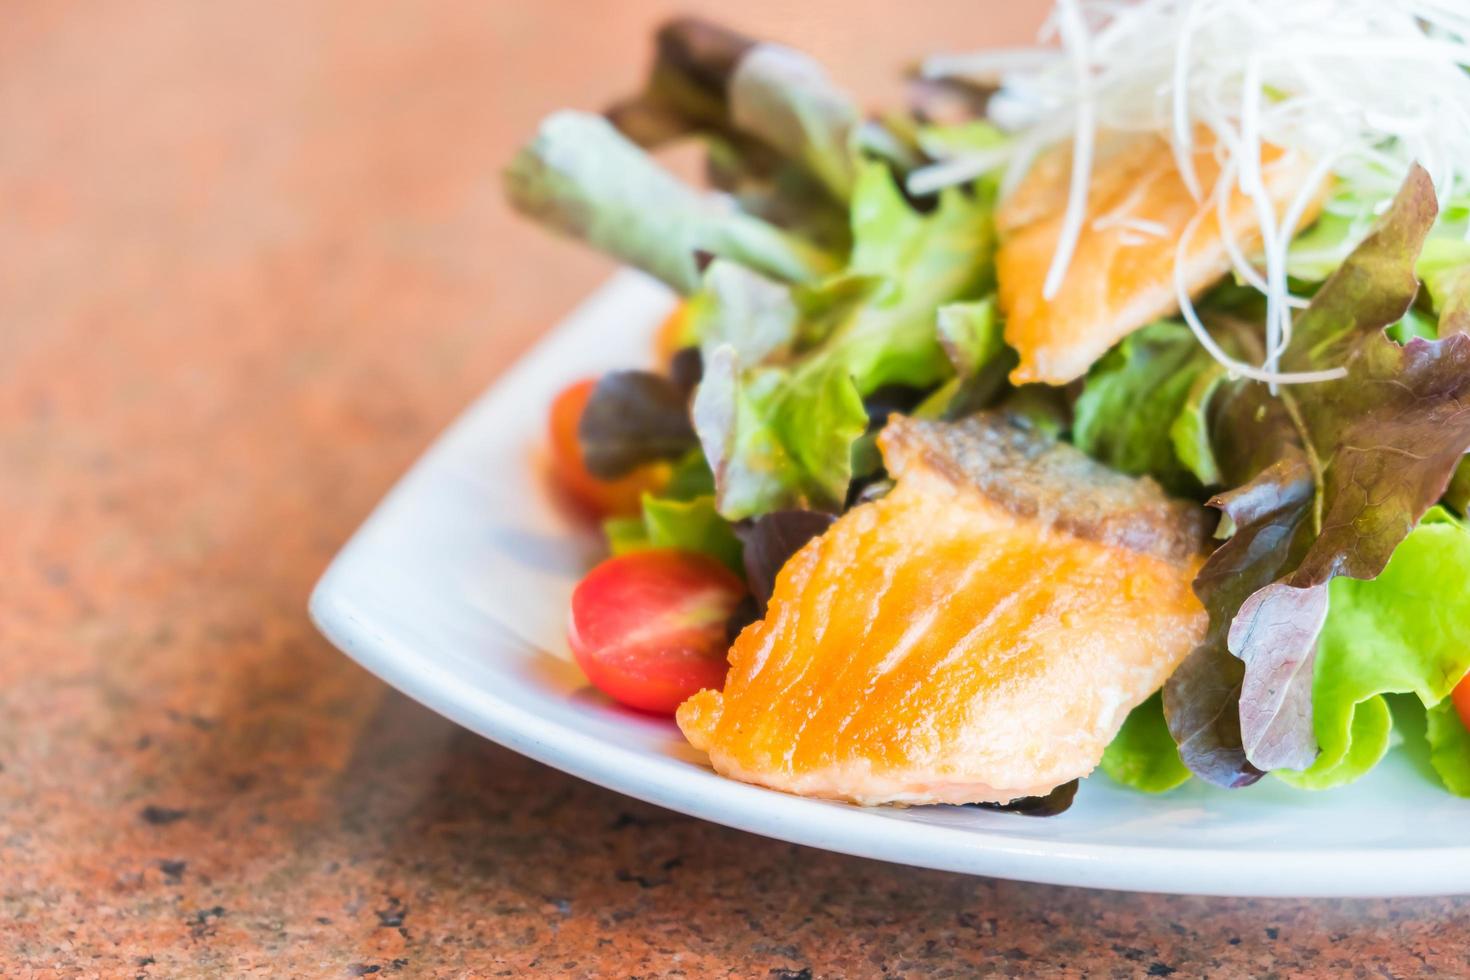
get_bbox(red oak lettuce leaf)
[733,509,836,614]
[579,371,698,479]
[1165,165,1470,785]
[1163,453,1315,785]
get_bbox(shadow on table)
[310,686,1469,976]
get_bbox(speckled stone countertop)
[3,0,1468,975]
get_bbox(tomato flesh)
[548,378,664,517]
[568,549,746,715]
[1453,674,1470,732]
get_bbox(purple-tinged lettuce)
[504,112,838,294]
[967,779,1079,817]
[578,371,698,479]
[605,18,859,252]
[1276,508,1470,790]
[733,509,836,613]
[1165,165,1470,786]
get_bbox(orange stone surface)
[2,0,1465,974]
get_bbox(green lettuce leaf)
[604,492,744,574]
[603,515,650,554]
[1425,701,1470,797]
[920,297,1017,420]
[606,17,860,240]
[856,114,926,175]
[1415,238,1470,320]
[1100,693,1192,793]
[935,298,1002,377]
[1286,207,1376,282]
[1172,363,1227,488]
[1388,307,1440,344]
[996,386,1070,438]
[644,495,744,572]
[1285,180,1470,290]
[694,347,867,518]
[686,261,801,368]
[1447,459,1470,516]
[916,120,1008,159]
[1275,508,1470,789]
[692,161,997,518]
[1072,321,1221,495]
[504,111,838,294]
[728,43,860,202]
[705,136,853,255]
[660,450,717,500]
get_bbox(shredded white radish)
[1042,0,1096,301]
[913,0,1470,387]
[1092,214,1167,236]
[1174,198,1348,385]
[905,146,1012,196]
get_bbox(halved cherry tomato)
[1452,674,1470,732]
[568,549,746,715]
[548,378,665,517]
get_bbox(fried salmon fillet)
[677,414,1209,805]
[996,132,1325,385]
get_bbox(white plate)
[311,270,1470,897]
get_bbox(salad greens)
[1277,508,1470,789]
[1164,166,1470,786]
[935,297,1003,378]
[1100,693,1192,794]
[694,342,868,519]
[1072,321,1221,496]
[609,18,857,252]
[1427,702,1470,798]
[606,493,745,575]
[734,509,837,613]
[504,111,838,293]
[1448,460,1470,517]
[508,16,1470,805]
[727,43,861,203]
[578,371,698,478]
[693,159,997,518]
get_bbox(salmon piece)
[997,132,1325,385]
[677,414,1209,806]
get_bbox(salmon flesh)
[996,132,1325,385]
[677,413,1210,805]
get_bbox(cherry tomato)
[568,549,746,715]
[548,379,665,517]
[1452,674,1470,732]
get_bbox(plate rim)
[311,270,1470,898]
